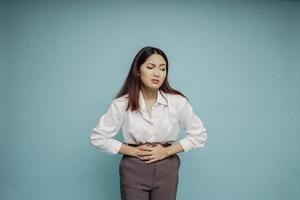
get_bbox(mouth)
[151,79,160,84]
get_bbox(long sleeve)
[90,98,126,155]
[178,99,207,152]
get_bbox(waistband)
[125,142,172,147]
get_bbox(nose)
[153,68,160,77]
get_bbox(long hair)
[115,46,188,112]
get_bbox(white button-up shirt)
[90,89,207,155]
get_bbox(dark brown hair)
[115,46,188,112]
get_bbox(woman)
[90,46,207,200]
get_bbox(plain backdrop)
[1,0,299,199]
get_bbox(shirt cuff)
[107,139,123,155]
[179,137,194,152]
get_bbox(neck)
[140,86,158,102]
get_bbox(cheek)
[140,75,150,84]
[141,71,152,79]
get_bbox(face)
[139,54,167,91]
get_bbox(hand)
[131,143,153,158]
[137,144,169,164]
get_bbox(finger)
[137,155,151,161]
[137,146,152,151]
[137,146,153,151]
[139,155,153,160]
[137,151,153,156]
[144,158,157,164]
[154,144,163,148]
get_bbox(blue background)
[1,0,299,199]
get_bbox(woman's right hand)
[132,144,153,159]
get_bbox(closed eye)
[146,66,166,71]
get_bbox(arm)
[118,143,138,157]
[165,143,184,156]
[90,98,126,155]
[177,99,208,153]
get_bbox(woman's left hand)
[137,144,169,163]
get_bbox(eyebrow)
[146,63,166,66]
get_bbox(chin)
[147,85,160,90]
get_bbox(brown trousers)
[119,153,181,200]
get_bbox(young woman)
[90,46,207,200]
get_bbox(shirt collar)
[139,89,168,111]
[157,89,168,106]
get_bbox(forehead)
[144,54,166,65]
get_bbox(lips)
[151,79,160,84]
